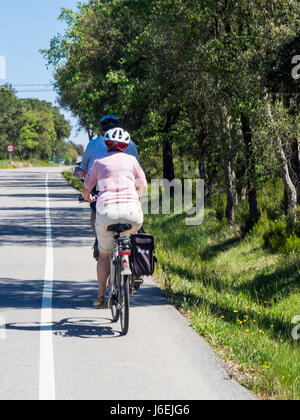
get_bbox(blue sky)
[0,0,89,148]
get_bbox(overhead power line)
[0,90,54,93]
[0,83,55,93]
[16,89,54,93]
[0,83,54,92]
[12,84,53,87]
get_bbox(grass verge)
[144,211,299,400]
[0,159,61,169]
[62,169,83,192]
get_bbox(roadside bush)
[62,169,83,192]
[214,193,226,221]
[284,232,300,253]
[262,219,287,252]
[258,178,284,221]
[240,214,257,237]
[252,215,300,253]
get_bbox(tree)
[0,88,72,161]
[43,0,300,230]
[0,85,22,159]
[19,99,71,160]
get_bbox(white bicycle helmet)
[104,127,131,152]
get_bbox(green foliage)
[46,2,300,399]
[252,215,300,254]
[213,193,227,222]
[261,219,287,252]
[56,141,80,165]
[0,86,72,161]
[43,0,300,228]
[284,233,300,253]
[62,169,83,191]
[258,178,285,221]
[0,85,23,158]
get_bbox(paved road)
[0,167,256,400]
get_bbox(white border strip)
[39,173,56,400]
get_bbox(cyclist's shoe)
[133,278,144,291]
[93,239,99,261]
[93,296,106,309]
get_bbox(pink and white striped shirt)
[84,152,147,210]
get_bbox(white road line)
[39,173,56,400]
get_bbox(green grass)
[62,169,83,192]
[62,168,299,400]
[0,158,61,169]
[144,210,300,400]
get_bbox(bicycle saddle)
[107,223,132,233]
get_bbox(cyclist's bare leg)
[97,253,111,298]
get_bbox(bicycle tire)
[109,290,120,322]
[120,275,130,336]
[110,265,120,323]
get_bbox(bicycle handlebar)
[78,194,97,204]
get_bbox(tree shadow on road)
[0,170,94,247]
[0,278,97,310]
[0,277,169,310]
[0,203,93,248]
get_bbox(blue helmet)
[100,115,120,132]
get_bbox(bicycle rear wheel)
[120,275,130,336]
[109,289,120,322]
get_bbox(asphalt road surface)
[0,167,256,400]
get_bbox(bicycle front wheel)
[120,275,130,336]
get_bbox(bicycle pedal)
[133,279,143,290]
[95,304,106,309]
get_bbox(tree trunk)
[289,137,300,206]
[162,111,179,182]
[282,97,300,206]
[182,158,188,175]
[17,149,23,161]
[219,106,237,225]
[224,160,236,225]
[198,130,208,198]
[278,144,297,233]
[235,164,248,201]
[163,140,175,182]
[297,138,300,205]
[86,127,95,141]
[266,103,297,233]
[241,113,261,223]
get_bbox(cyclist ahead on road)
[83,128,147,309]
[80,115,140,260]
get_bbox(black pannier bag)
[130,233,157,277]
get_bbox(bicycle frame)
[110,234,132,287]
[109,231,134,335]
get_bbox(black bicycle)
[107,224,135,336]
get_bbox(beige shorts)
[95,201,143,254]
